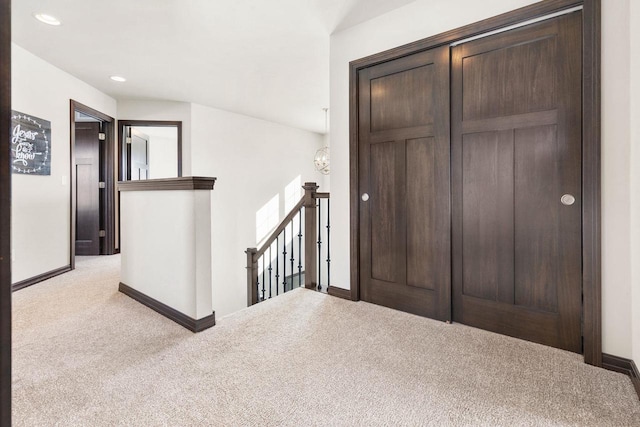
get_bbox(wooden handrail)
[254,197,305,260]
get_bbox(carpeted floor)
[12,255,640,426]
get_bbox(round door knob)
[361,193,369,201]
[561,194,575,206]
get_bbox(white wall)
[629,1,640,364]
[601,0,632,358]
[147,134,178,179]
[11,44,117,283]
[189,103,325,316]
[329,0,637,357]
[140,127,179,179]
[120,189,212,319]
[320,133,331,191]
[117,100,192,176]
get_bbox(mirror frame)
[117,120,183,181]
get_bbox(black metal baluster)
[283,228,287,292]
[275,237,280,296]
[298,208,303,288]
[256,271,260,303]
[261,256,266,301]
[317,199,322,292]
[268,246,273,299]
[290,220,295,291]
[326,198,331,288]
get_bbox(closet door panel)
[461,130,514,303]
[452,12,583,353]
[358,46,451,321]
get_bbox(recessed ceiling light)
[33,13,61,26]
[110,76,127,82]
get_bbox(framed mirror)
[118,120,182,180]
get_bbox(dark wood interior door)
[358,46,450,320]
[75,122,101,256]
[451,12,583,352]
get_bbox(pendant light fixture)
[314,108,330,175]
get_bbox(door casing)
[0,0,11,422]
[70,100,117,268]
[349,0,602,366]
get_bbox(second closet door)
[451,12,583,352]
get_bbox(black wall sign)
[10,110,51,175]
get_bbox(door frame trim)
[70,100,116,268]
[116,120,183,181]
[0,0,11,422]
[349,0,601,366]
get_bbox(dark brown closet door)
[451,12,582,352]
[358,46,450,320]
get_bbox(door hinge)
[99,230,106,237]
[98,132,106,141]
[126,137,132,144]
[98,182,106,189]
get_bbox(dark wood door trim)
[580,0,602,367]
[70,100,116,269]
[349,0,584,71]
[349,0,601,365]
[0,0,11,422]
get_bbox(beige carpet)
[12,255,640,426]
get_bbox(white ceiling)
[12,0,415,134]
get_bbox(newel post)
[246,248,258,306]
[303,182,319,289]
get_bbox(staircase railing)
[246,182,330,306]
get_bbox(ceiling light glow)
[33,13,61,26]
[110,76,127,82]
